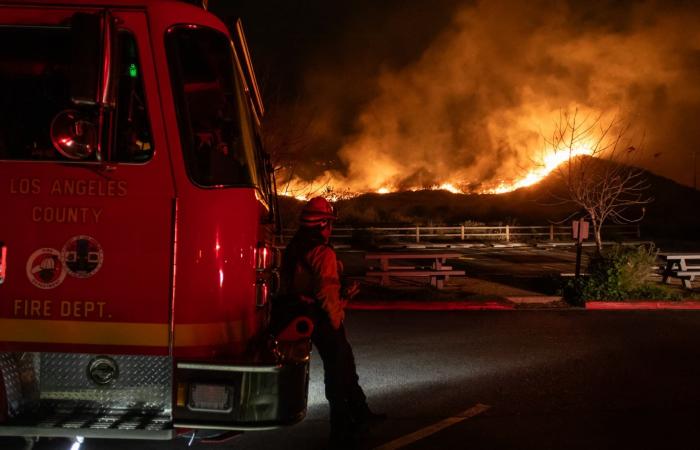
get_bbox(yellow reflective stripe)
[0,319,169,347]
[0,319,246,348]
[173,321,244,347]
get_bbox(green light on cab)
[129,63,138,78]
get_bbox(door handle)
[0,241,6,285]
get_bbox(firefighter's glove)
[341,280,360,300]
[330,308,345,330]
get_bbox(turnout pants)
[311,315,367,426]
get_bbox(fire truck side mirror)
[69,11,117,108]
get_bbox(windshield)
[166,26,259,188]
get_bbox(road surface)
[3,309,700,449]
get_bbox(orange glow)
[485,141,596,194]
[437,183,461,194]
[280,141,595,199]
[279,120,600,200]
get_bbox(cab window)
[0,25,153,163]
[166,26,259,188]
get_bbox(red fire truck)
[0,0,312,444]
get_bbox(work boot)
[328,430,356,450]
[329,402,356,449]
[351,403,387,433]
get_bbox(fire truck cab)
[0,0,311,443]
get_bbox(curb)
[346,300,515,311]
[586,301,700,310]
[345,298,700,311]
[506,296,561,304]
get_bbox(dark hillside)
[279,162,700,239]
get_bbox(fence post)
[505,225,510,242]
[549,224,554,241]
[461,225,465,241]
[416,226,420,243]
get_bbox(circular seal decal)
[62,235,104,279]
[26,248,66,289]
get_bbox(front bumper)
[173,341,311,430]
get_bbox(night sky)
[211,0,700,192]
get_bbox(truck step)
[1,403,173,439]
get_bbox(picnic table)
[659,253,700,289]
[365,251,465,289]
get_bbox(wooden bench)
[365,252,465,289]
[659,253,700,289]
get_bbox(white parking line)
[373,403,491,450]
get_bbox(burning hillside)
[280,118,606,200]
[274,0,700,199]
[278,160,700,241]
[280,135,599,199]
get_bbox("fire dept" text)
[13,299,108,319]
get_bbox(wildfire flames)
[485,141,597,194]
[280,139,597,201]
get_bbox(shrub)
[563,244,680,305]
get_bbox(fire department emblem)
[61,235,104,279]
[26,248,66,289]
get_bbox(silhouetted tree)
[545,110,653,252]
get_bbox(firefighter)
[279,196,385,447]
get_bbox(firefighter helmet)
[300,197,337,227]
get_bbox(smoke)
[285,0,700,194]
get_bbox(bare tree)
[545,110,653,252]
[260,94,317,194]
